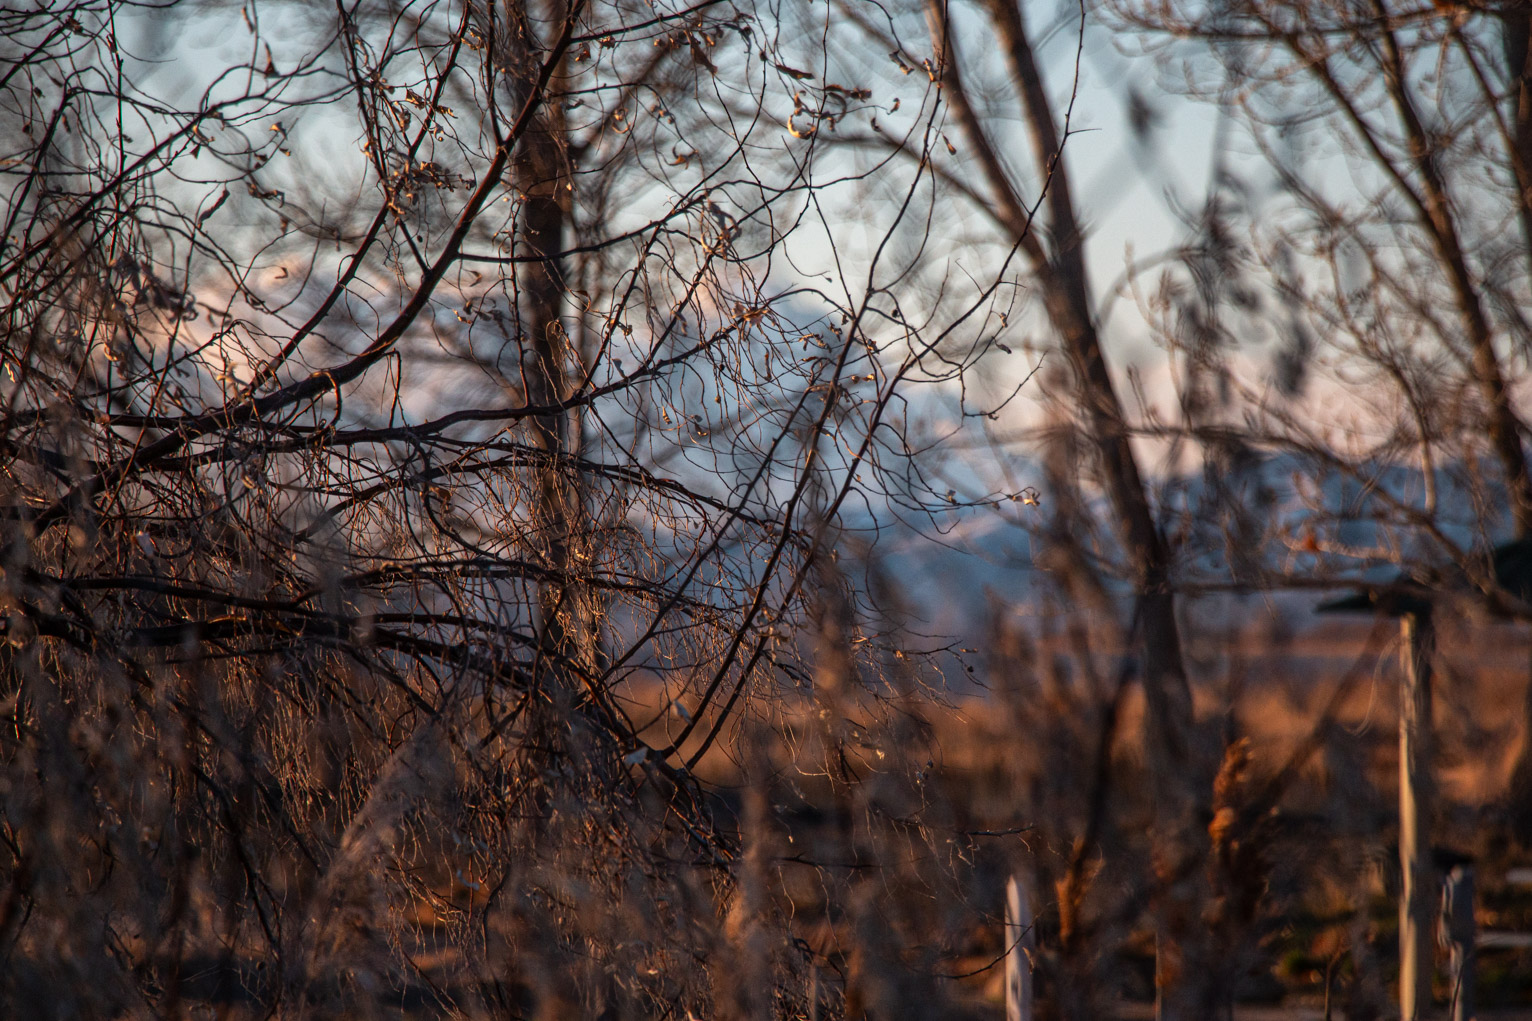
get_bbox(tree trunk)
[963,0,1197,790]
[1496,5,1532,854]
[1502,10,1532,295]
[501,0,578,673]
[925,2,1211,1015]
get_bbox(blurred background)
[3,0,1531,1017]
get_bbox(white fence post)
[1005,873,1035,1021]
[1443,863,1475,1021]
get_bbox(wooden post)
[1443,864,1475,1021]
[1399,611,1436,1021]
[1006,874,1035,1021]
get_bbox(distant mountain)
[850,447,1517,649]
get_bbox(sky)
[102,0,1528,507]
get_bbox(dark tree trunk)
[925,1,1213,1015]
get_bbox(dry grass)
[613,605,1532,1017]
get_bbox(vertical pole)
[1443,864,1475,1021]
[1006,873,1035,1021]
[1400,610,1436,1021]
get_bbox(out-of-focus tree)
[819,0,1225,1015]
[818,0,1532,1014]
[1102,0,1532,1015]
[1111,0,1532,800]
[1113,0,1532,536]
